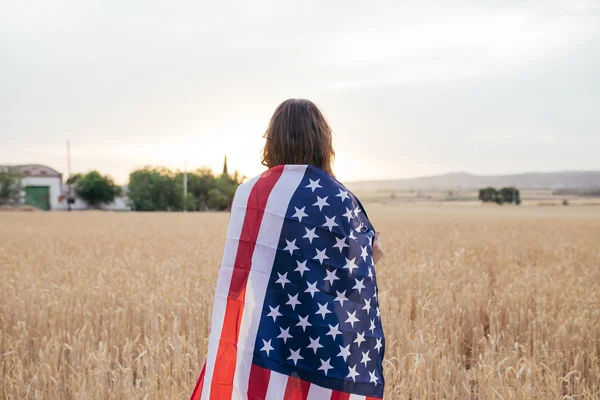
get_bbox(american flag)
[191,165,385,400]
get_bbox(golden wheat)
[1,206,599,399]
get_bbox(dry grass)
[1,207,599,399]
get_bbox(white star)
[323,269,339,285]
[368,266,374,279]
[376,306,381,318]
[283,239,299,255]
[326,323,342,340]
[303,227,319,244]
[361,350,372,367]
[348,230,357,241]
[286,293,301,310]
[362,298,372,314]
[347,365,359,382]
[337,344,351,362]
[313,248,329,265]
[305,281,319,298]
[343,257,359,274]
[275,272,290,288]
[355,222,364,233]
[369,318,376,334]
[342,207,354,222]
[315,302,331,319]
[318,358,333,376]
[354,331,366,347]
[292,206,308,222]
[313,196,330,211]
[267,305,282,322]
[287,348,303,365]
[295,260,309,277]
[334,290,348,307]
[345,311,359,328]
[336,189,350,202]
[322,215,339,232]
[368,234,374,246]
[374,337,383,353]
[369,370,379,384]
[307,336,323,354]
[353,278,366,294]
[296,315,312,331]
[353,205,362,217]
[332,236,349,253]
[260,339,274,356]
[360,246,368,262]
[277,326,293,343]
[372,290,378,300]
[305,179,322,192]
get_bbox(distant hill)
[347,171,600,192]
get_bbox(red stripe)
[330,391,351,400]
[283,375,311,400]
[189,362,206,400]
[247,364,271,400]
[209,166,284,399]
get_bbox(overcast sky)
[1,0,599,183]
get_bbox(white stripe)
[349,394,366,400]
[233,165,308,399]
[201,175,260,400]
[307,383,332,399]
[264,370,289,400]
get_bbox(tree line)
[478,187,521,205]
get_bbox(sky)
[1,0,599,183]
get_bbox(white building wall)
[21,176,63,210]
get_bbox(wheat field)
[1,206,599,399]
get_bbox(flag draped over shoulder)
[191,165,385,400]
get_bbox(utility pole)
[67,141,72,211]
[183,161,188,212]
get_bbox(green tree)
[0,171,21,205]
[478,187,499,203]
[127,167,181,211]
[75,171,120,208]
[499,187,521,205]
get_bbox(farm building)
[1,164,63,210]
[0,164,130,211]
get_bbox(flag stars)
[361,350,372,367]
[307,336,323,354]
[260,339,274,357]
[362,298,372,314]
[292,206,308,222]
[323,269,339,286]
[315,302,331,319]
[342,207,354,222]
[361,246,369,262]
[343,257,359,275]
[286,293,301,310]
[305,179,322,192]
[333,236,349,253]
[288,348,303,365]
[348,230,357,241]
[295,260,309,277]
[355,222,364,233]
[345,311,359,328]
[354,331,366,347]
[368,266,374,279]
[336,189,350,202]
[313,196,330,211]
[369,319,376,334]
[275,272,290,288]
[322,215,339,232]
[283,239,299,255]
[318,358,333,376]
[374,338,383,353]
[305,281,319,298]
[303,227,319,244]
[326,323,342,340]
[313,248,329,265]
[353,278,366,294]
[337,344,351,362]
[267,305,282,322]
[296,315,312,331]
[334,290,349,307]
[278,326,293,343]
[347,365,359,382]
[369,370,379,384]
[353,206,362,218]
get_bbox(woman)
[191,99,385,400]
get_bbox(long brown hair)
[261,99,335,175]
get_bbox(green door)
[25,186,51,210]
